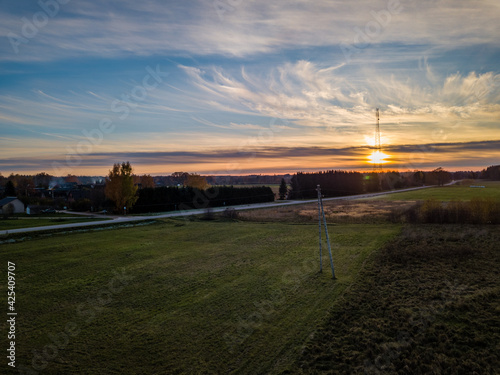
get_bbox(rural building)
[0,197,25,214]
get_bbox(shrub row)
[131,186,274,214]
[390,198,500,224]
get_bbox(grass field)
[2,181,499,374]
[0,219,399,374]
[293,225,500,374]
[240,199,416,224]
[375,180,500,201]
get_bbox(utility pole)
[375,108,381,170]
[317,185,322,273]
[316,185,336,279]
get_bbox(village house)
[0,197,25,214]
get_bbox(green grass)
[12,212,81,218]
[0,217,112,230]
[376,180,500,201]
[293,224,500,374]
[0,219,399,374]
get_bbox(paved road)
[0,183,447,236]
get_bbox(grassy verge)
[0,217,112,230]
[292,224,500,374]
[375,180,500,201]
[12,212,85,218]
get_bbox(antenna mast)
[375,108,381,169]
[375,108,381,153]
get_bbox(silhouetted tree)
[34,172,52,188]
[64,174,80,184]
[289,174,301,199]
[279,178,288,200]
[380,171,402,190]
[288,171,364,199]
[105,162,138,213]
[8,174,34,196]
[139,174,155,189]
[132,186,274,214]
[429,167,452,186]
[412,171,425,186]
[185,174,209,190]
[483,165,500,180]
[4,181,16,197]
[171,172,189,186]
[364,173,381,193]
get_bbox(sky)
[0,0,499,176]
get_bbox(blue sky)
[0,0,499,175]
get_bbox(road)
[0,183,446,236]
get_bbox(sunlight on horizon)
[367,150,390,165]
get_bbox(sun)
[367,150,390,165]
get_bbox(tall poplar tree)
[105,162,138,213]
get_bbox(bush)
[405,202,422,223]
[221,207,239,220]
[201,208,215,221]
[388,202,422,223]
[420,199,445,223]
[2,203,14,219]
[409,199,500,224]
[445,200,470,223]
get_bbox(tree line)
[288,168,455,199]
[289,171,364,199]
[2,163,498,213]
[132,186,274,214]
[482,165,500,180]
[104,162,274,214]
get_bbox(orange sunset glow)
[367,150,390,166]
[0,1,498,176]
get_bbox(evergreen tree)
[279,178,288,200]
[4,180,16,197]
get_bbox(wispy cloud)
[1,0,499,174]
[179,61,500,140]
[2,59,498,164]
[1,0,499,61]
[1,140,498,174]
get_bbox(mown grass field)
[1,180,499,374]
[0,219,399,374]
[375,180,500,201]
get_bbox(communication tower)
[375,108,381,169]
